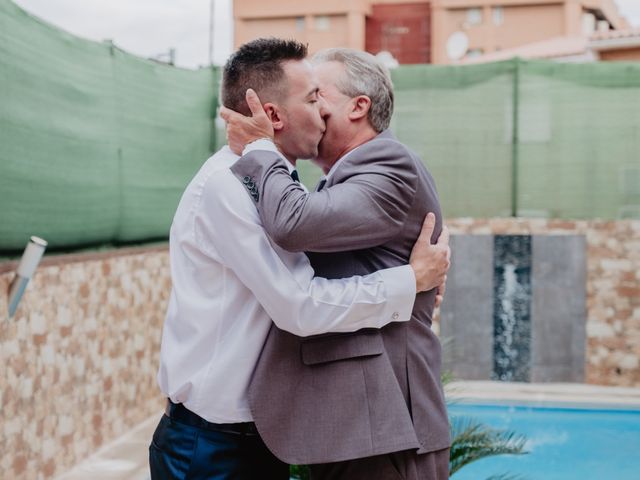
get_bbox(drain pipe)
[7,236,48,319]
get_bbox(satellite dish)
[446,31,469,60]
[376,50,399,69]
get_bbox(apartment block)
[233,0,631,64]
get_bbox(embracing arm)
[230,139,418,253]
[196,172,422,337]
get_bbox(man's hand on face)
[219,89,274,155]
[409,213,451,295]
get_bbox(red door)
[365,2,431,64]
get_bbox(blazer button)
[246,181,255,189]
[392,312,399,320]
[243,176,252,184]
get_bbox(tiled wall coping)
[0,244,168,274]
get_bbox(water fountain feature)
[492,236,532,382]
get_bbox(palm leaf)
[449,417,528,476]
[485,474,528,480]
[290,464,310,479]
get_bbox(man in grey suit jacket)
[222,48,450,479]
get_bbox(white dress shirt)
[157,146,416,423]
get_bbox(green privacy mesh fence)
[390,59,640,220]
[298,59,640,220]
[0,0,217,251]
[2,0,640,253]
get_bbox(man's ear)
[263,103,284,131]
[348,95,372,121]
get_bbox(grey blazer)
[230,130,450,464]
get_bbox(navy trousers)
[149,414,289,480]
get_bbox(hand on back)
[409,213,450,300]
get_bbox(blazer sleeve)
[230,139,419,253]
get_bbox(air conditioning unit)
[619,166,640,196]
[582,12,596,35]
[618,205,640,220]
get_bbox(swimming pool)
[447,402,640,480]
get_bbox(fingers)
[434,276,447,308]
[439,276,447,296]
[434,295,443,308]
[436,225,451,264]
[437,225,450,246]
[245,88,264,117]
[219,105,243,124]
[416,212,436,245]
[219,106,232,122]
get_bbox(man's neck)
[273,138,297,167]
[324,126,378,173]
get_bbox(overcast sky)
[12,0,640,69]
[13,0,233,68]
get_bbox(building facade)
[234,0,433,63]
[431,0,630,63]
[233,0,631,64]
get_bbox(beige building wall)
[234,0,369,53]
[234,0,629,64]
[233,0,431,55]
[428,0,628,64]
[432,2,566,63]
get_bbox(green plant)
[289,464,310,479]
[449,417,528,479]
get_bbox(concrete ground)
[446,380,640,407]
[55,382,640,480]
[54,415,157,480]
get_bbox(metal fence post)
[511,57,520,217]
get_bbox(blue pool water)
[448,402,640,480]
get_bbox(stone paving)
[54,415,157,480]
[54,381,640,480]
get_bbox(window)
[315,15,331,32]
[582,13,596,35]
[467,8,482,25]
[493,6,504,26]
[295,16,305,32]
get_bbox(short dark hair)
[222,38,308,116]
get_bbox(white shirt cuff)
[242,138,296,175]
[242,138,279,156]
[376,264,416,327]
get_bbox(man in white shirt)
[149,38,450,480]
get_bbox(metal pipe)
[7,236,48,319]
[209,0,215,65]
[511,57,520,218]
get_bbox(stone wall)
[440,234,588,383]
[0,218,638,478]
[439,219,640,387]
[0,247,169,479]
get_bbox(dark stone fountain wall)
[492,235,532,382]
[441,234,586,383]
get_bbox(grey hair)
[312,48,394,132]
